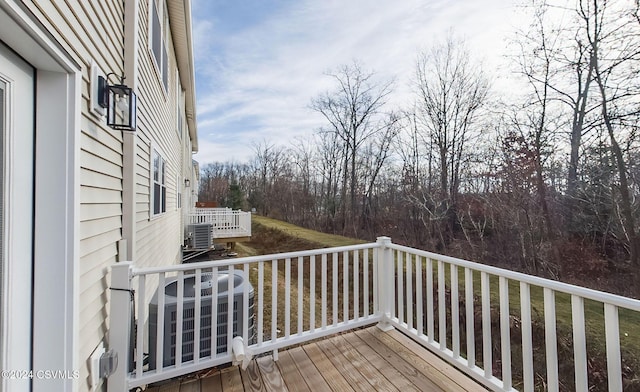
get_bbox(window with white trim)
[150,0,169,91]
[152,149,167,216]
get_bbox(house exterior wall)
[134,0,184,270]
[13,1,197,391]
[19,2,124,391]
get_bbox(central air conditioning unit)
[188,223,213,249]
[148,270,255,369]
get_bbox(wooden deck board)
[220,367,244,392]
[288,346,332,392]
[160,383,181,392]
[344,331,423,392]
[256,355,288,391]
[145,379,180,392]
[381,328,488,392]
[357,328,455,391]
[147,326,488,392]
[240,360,266,392]
[276,349,313,392]
[303,342,356,392]
[200,372,222,391]
[317,336,384,391]
[326,334,400,392]
[178,379,199,392]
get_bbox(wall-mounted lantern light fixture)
[184,179,191,188]
[98,74,137,132]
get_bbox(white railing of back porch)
[108,243,381,390]
[108,237,640,392]
[385,242,640,392]
[187,208,251,238]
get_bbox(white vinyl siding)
[134,0,186,274]
[16,1,193,390]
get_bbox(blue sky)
[191,0,522,164]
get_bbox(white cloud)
[192,0,521,165]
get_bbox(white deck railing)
[108,237,640,392]
[186,208,251,241]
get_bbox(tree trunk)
[594,56,639,265]
[567,53,594,200]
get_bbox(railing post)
[376,236,394,332]
[107,262,133,392]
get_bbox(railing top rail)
[189,210,248,213]
[192,207,246,211]
[187,211,250,216]
[132,242,378,276]
[389,242,640,311]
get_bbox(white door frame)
[0,38,35,392]
[0,1,80,391]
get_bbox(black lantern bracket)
[98,73,137,132]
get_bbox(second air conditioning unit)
[148,270,255,369]
[188,222,213,249]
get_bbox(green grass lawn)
[250,215,367,247]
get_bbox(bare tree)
[250,140,290,216]
[290,137,318,226]
[516,1,599,218]
[315,128,344,231]
[512,3,566,238]
[359,112,401,233]
[565,29,597,202]
[414,35,489,238]
[582,0,640,264]
[311,62,394,234]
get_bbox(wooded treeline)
[200,0,640,294]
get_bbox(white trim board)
[0,40,35,392]
[122,0,139,262]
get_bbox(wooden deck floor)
[146,327,487,392]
